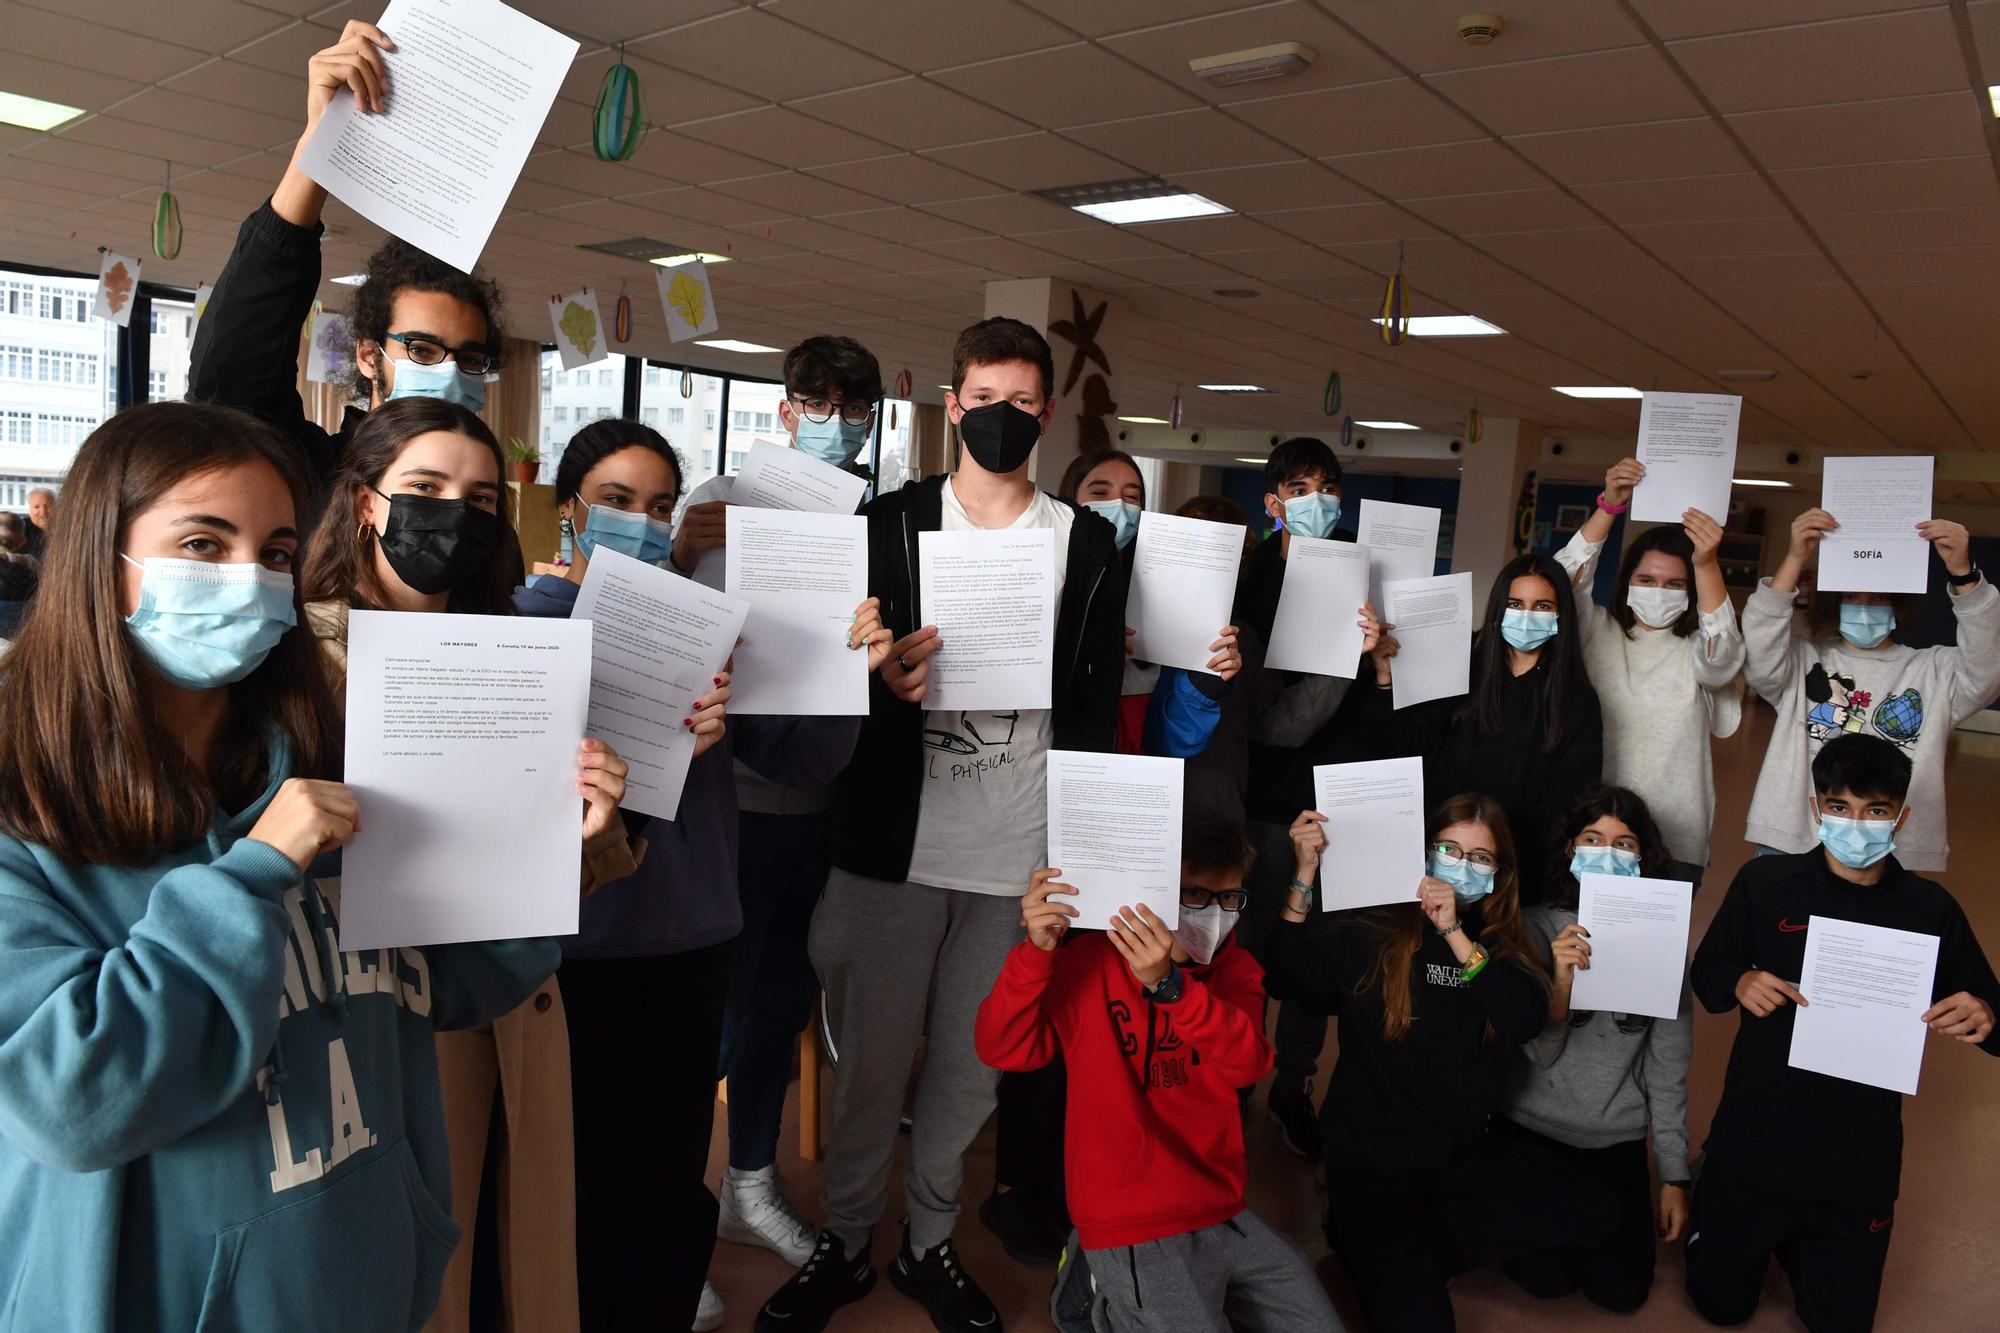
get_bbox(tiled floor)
[703,703,2000,1332]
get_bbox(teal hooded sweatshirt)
[0,737,560,1332]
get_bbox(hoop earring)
[355,521,374,547]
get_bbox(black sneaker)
[888,1226,1003,1333]
[1266,1078,1324,1161]
[755,1230,875,1333]
[978,1187,1064,1266]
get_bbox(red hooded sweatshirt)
[974,932,1272,1250]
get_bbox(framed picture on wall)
[1553,503,1591,533]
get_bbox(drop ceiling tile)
[17,136,174,187]
[0,50,145,112]
[1097,1,1399,104]
[541,198,714,237]
[1669,250,1844,287]
[1209,245,1373,282]
[1971,0,2000,74]
[0,3,210,83]
[1771,157,2000,216]
[505,176,594,215]
[915,234,1081,273]
[1424,47,1706,136]
[1013,0,1269,38]
[1622,214,1819,258]
[521,148,677,196]
[50,0,291,51]
[817,206,989,244]
[1507,117,1751,184]
[1175,160,1369,212]
[1728,92,1989,170]
[923,132,1137,192]
[59,117,250,171]
[1230,79,1487,157]
[939,43,1201,129]
[1324,139,1545,200]
[621,133,782,186]
[161,58,305,120]
[923,192,1089,234]
[708,171,890,216]
[1262,202,1440,247]
[677,107,891,171]
[1124,214,1297,252]
[1629,0,1941,41]
[724,216,891,254]
[1575,172,1789,225]
[804,154,1000,204]
[1007,224,1187,263]
[1335,0,1649,75]
[764,0,1072,72]
[1065,109,1296,174]
[631,8,900,101]
[1665,9,1966,114]
[508,0,738,45]
[1402,187,1600,234]
[1814,204,2000,252]
[555,50,762,124]
[99,90,297,152]
[791,78,1037,152]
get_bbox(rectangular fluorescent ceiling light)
[0,90,85,132]
[1033,176,1231,226]
[650,252,731,267]
[694,339,781,354]
[1233,457,1268,464]
[1198,384,1269,393]
[1990,84,2000,116]
[1357,420,1418,430]
[1733,478,1792,488]
[1370,315,1506,337]
[329,273,367,286]
[1553,385,1643,399]
[1118,415,1171,424]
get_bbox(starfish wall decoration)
[1048,288,1111,396]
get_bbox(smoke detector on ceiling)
[1456,13,1505,45]
[1190,42,1316,88]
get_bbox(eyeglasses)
[387,332,496,377]
[790,394,876,428]
[1180,887,1247,913]
[1430,841,1498,869]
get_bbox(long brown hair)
[1361,792,1546,1040]
[0,403,341,865]
[299,398,517,614]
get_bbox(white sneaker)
[692,1279,724,1332]
[717,1164,820,1266]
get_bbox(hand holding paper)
[918,529,1055,712]
[1127,512,1244,674]
[1383,572,1473,709]
[1311,759,1426,911]
[1789,916,1939,1094]
[1568,874,1692,1021]
[1356,500,1440,609]
[1046,751,1184,930]
[1634,392,1741,524]
[1265,535,1369,677]
[1817,456,1935,594]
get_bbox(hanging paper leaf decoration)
[152,190,183,260]
[558,300,598,359]
[1340,415,1355,447]
[101,260,136,314]
[894,367,912,399]
[1379,241,1410,346]
[666,269,707,329]
[614,290,633,344]
[1465,407,1483,444]
[680,367,694,398]
[1322,371,1342,417]
[592,61,645,163]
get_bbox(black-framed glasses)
[790,393,876,428]
[1430,841,1498,869]
[1181,887,1247,913]
[387,332,496,377]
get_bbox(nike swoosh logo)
[1870,1217,1892,1232]
[1778,918,1809,932]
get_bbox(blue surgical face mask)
[387,356,487,412]
[1500,607,1560,652]
[1427,848,1497,902]
[793,413,871,469]
[575,503,672,565]
[1816,808,1900,869]
[1569,844,1642,879]
[1280,491,1342,541]
[1086,499,1140,551]
[1838,602,1895,649]
[122,554,296,690]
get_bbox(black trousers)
[1324,1129,1615,1333]
[1685,1160,1894,1333]
[562,943,735,1333]
[1494,1118,1657,1312]
[993,1058,1068,1213]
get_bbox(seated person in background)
[1687,733,2000,1333]
[1498,785,1693,1314]
[0,512,39,639]
[975,817,1342,1333]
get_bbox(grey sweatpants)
[1085,1210,1344,1333]
[809,867,1025,1255]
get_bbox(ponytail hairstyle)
[1542,785,1676,910]
[553,418,683,508]
[1360,792,1545,1040]
[1462,552,1591,753]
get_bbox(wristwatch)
[1145,961,1184,1004]
[1947,564,1981,587]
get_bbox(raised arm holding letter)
[1127,511,1245,674]
[1383,571,1473,709]
[1356,499,1441,609]
[1817,455,1935,594]
[1633,391,1741,523]
[1311,758,1427,911]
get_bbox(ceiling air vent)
[579,237,683,261]
[1190,43,1316,88]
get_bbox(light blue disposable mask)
[575,503,672,565]
[121,554,296,690]
[1427,848,1497,902]
[1281,491,1342,541]
[1086,499,1141,551]
[1569,845,1642,879]
[387,356,487,412]
[1816,809,1900,869]
[793,413,871,469]
[1838,602,1895,649]
[1500,607,1560,652]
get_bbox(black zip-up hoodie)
[828,474,1125,883]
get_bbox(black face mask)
[957,401,1043,475]
[372,490,499,595]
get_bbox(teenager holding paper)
[1687,735,2000,1332]
[515,419,873,1333]
[190,21,506,495]
[975,818,1343,1332]
[0,403,560,1331]
[1358,554,1603,901]
[1267,795,1608,1331]
[1554,458,1744,884]
[1497,785,1691,1313]
[1741,505,1997,872]
[760,318,1124,1333]
[297,397,632,1333]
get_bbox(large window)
[148,294,195,403]
[0,264,116,506]
[537,349,631,483]
[638,365,727,513]
[875,398,912,494]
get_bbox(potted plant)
[506,437,541,485]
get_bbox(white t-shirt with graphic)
[905,477,1073,895]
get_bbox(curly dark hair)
[347,238,507,401]
[1542,785,1677,909]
